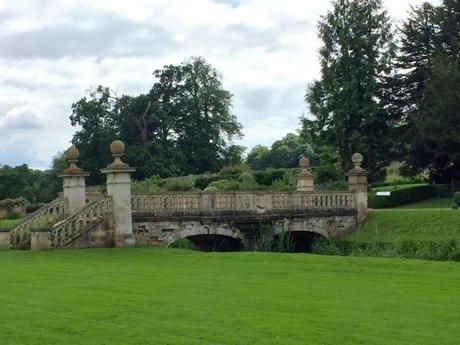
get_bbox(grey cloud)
[0,14,175,59]
[237,86,275,112]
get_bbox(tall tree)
[397,1,460,181]
[171,57,242,174]
[69,57,242,182]
[304,0,395,180]
[70,86,118,184]
[410,56,460,182]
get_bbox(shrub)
[253,168,289,186]
[454,192,460,206]
[316,179,348,191]
[368,185,437,208]
[194,173,241,190]
[132,175,163,193]
[5,210,22,219]
[169,238,194,249]
[207,179,239,191]
[219,164,251,176]
[162,178,195,192]
[271,170,297,191]
[238,174,261,190]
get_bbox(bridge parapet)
[131,191,355,216]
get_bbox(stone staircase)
[9,197,68,249]
[51,196,113,248]
[7,196,113,250]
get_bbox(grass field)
[344,209,460,243]
[0,219,19,228]
[0,248,459,345]
[395,197,453,209]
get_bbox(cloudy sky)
[0,0,437,169]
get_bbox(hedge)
[369,185,438,209]
[454,192,460,206]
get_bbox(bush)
[253,168,289,186]
[162,178,195,192]
[207,179,240,191]
[454,192,460,206]
[271,170,297,191]
[194,173,241,190]
[132,175,163,193]
[5,210,22,219]
[238,174,261,190]
[368,185,437,208]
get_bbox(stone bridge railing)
[51,196,113,248]
[0,141,368,251]
[9,197,68,247]
[131,191,356,216]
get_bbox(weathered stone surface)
[101,140,136,247]
[31,227,51,251]
[59,145,90,215]
[133,211,357,249]
[346,152,369,223]
[297,155,314,192]
[0,229,10,250]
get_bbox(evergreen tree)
[304,0,395,180]
[397,1,460,181]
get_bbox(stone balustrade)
[51,196,113,248]
[9,197,68,247]
[131,191,355,216]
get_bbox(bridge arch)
[271,218,331,253]
[165,221,245,252]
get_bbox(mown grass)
[1,248,459,345]
[344,209,460,243]
[0,219,19,228]
[395,197,453,209]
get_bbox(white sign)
[376,191,391,196]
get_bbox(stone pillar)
[59,145,90,215]
[0,228,10,250]
[101,140,136,247]
[31,227,51,250]
[346,153,369,223]
[296,155,314,192]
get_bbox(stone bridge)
[131,191,358,251]
[0,141,369,252]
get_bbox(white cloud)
[0,0,441,169]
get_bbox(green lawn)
[395,197,453,209]
[0,248,459,345]
[344,209,460,243]
[0,219,19,228]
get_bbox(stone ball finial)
[110,140,125,155]
[351,152,364,167]
[65,145,80,161]
[299,155,310,168]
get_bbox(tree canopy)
[303,0,395,180]
[70,57,242,184]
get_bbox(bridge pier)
[346,153,369,223]
[296,155,314,192]
[59,145,90,215]
[102,141,136,247]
